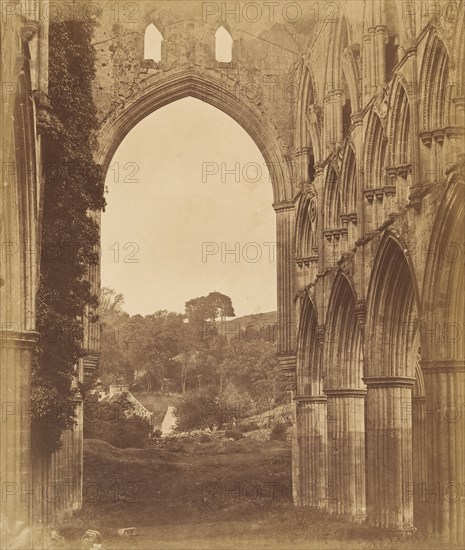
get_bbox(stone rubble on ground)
[81,529,102,550]
[118,527,136,537]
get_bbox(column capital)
[324,388,367,398]
[0,330,39,349]
[294,394,327,404]
[421,359,465,373]
[273,200,294,213]
[82,350,101,380]
[293,146,311,158]
[316,326,325,346]
[278,353,296,390]
[355,300,366,326]
[363,376,416,388]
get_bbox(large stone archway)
[364,234,419,531]
[89,67,297,386]
[2,1,464,547]
[95,70,291,203]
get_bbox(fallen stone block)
[118,527,136,537]
[81,529,102,549]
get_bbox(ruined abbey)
[1,1,464,547]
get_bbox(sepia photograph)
[0,0,464,548]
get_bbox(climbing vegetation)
[32,18,105,454]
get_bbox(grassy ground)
[60,435,456,550]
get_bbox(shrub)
[174,387,223,432]
[224,429,244,441]
[84,394,151,448]
[269,422,288,441]
[237,421,259,433]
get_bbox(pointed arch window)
[366,114,387,188]
[385,0,400,82]
[215,26,233,62]
[144,23,163,62]
[325,165,341,229]
[341,145,357,213]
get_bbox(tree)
[84,393,151,448]
[128,311,185,391]
[98,288,134,385]
[174,387,222,431]
[185,291,235,338]
[219,340,285,412]
[100,287,124,313]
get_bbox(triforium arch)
[386,76,413,206]
[421,171,465,545]
[364,233,420,531]
[293,292,327,509]
[323,272,366,519]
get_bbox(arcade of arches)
[1,1,464,547]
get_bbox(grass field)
[60,435,455,550]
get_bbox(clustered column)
[294,396,328,508]
[325,388,366,519]
[423,361,465,546]
[364,376,416,531]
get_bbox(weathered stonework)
[1,0,464,547]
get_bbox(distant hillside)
[215,311,277,342]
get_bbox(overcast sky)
[101,97,277,318]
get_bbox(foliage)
[99,288,187,389]
[220,339,286,412]
[131,311,185,390]
[98,289,133,385]
[224,428,244,441]
[269,422,288,442]
[32,19,105,454]
[174,387,222,431]
[98,288,286,434]
[84,394,151,448]
[237,420,259,433]
[185,291,235,338]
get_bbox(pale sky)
[101,97,277,317]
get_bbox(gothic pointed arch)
[324,272,363,389]
[420,31,451,132]
[340,140,357,214]
[366,233,419,379]
[364,111,387,188]
[388,78,412,167]
[215,26,233,62]
[324,15,359,145]
[295,186,318,259]
[420,166,465,544]
[144,22,163,62]
[323,271,366,518]
[385,0,400,82]
[295,293,321,396]
[364,233,420,530]
[96,70,291,203]
[324,162,341,229]
[296,61,321,173]
[421,170,464,362]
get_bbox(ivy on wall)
[32,19,105,454]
